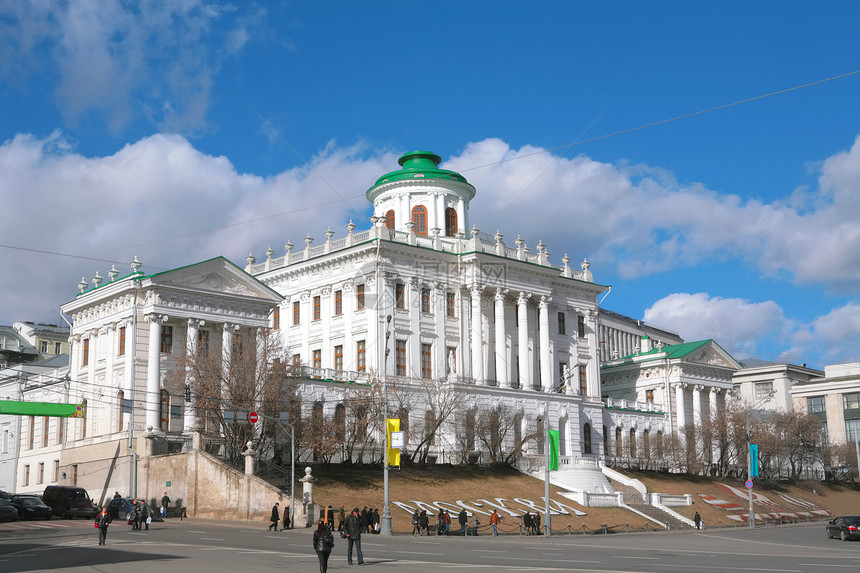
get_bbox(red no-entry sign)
[248,411,259,424]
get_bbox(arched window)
[615,427,622,457]
[445,207,458,236]
[514,412,524,456]
[425,410,436,446]
[384,209,395,230]
[465,409,476,451]
[655,431,664,458]
[629,428,637,458]
[334,404,346,441]
[411,205,428,236]
[602,425,609,456]
[536,418,545,455]
[643,429,651,459]
[583,423,592,454]
[558,417,567,456]
[160,391,170,431]
[117,390,125,433]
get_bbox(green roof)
[366,151,475,201]
[605,339,725,366]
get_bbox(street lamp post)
[745,391,774,529]
[381,314,393,536]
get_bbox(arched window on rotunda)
[411,205,428,236]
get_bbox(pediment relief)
[163,271,257,296]
[687,348,732,368]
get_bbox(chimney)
[640,336,653,354]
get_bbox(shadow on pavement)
[0,544,185,572]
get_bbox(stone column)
[517,292,531,390]
[538,296,552,392]
[692,385,703,427]
[709,387,719,419]
[222,323,237,400]
[184,318,201,433]
[675,383,687,439]
[145,315,165,432]
[470,286,484,384]
[494,288,509,388]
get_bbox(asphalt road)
[1,517,859,572]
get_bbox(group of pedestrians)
[522,510,542,535]
[268,502,293,531]
[313,506,366,572]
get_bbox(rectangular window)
[395,340,406,376]
[446,292,455,317]
[198,330,209,356]
[356,284,365,310]
[170,404,182,419]
[807,396,826,414]
[421,288,431,314]
[395,283,405,309]
[54,460,60,482]
[847,419,860,442]
[313,349,322,369]
[273,306,280,330]
[421,343,432,379]
[23,465,29,486]
[313,296,321,320]
[579,364,588,397]
[29,416,34,449]
[57,419,63,445]
[160,393,169,431]
[645,389,654,403]
[42,416,49,447]
[356,340,366,372]
[844,393,860,411]
[41,340,48,353]
[334,290,343,315]
[293,301,301,325]
[38,462,44,484]
[82,338,89,366]
[334,345,343,371]
[55,342,61,354]
[577,315,586,338]
[2,429,7,453]
[292,353,301,369]
[755,381,774,399]
[118,326,126,356]
[558,312,566,335]
[161,325,173,353]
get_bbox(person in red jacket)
[489,510,501,536]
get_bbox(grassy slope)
[306,463,860,533]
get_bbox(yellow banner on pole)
[386,418,400,467]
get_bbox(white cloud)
[643,293,791,352]
[0,1,264,134]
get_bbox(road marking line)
[660,565,800,572]
[798,565,860,568]
[187,530,207,533]
[396,551,443,556]
[617,556,660,560]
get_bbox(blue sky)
[2,1,860,368]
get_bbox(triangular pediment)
[149,257,282,302]
[674,340,742,370]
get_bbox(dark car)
[10,496,53,520]
[42,486,95,519]
[107,498,150,521]
[0,499,18,522]
[826,515,860,541]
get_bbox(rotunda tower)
[366,151,476,237]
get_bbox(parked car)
[826,515,860,541]
[107,498,150,521]
[0,499,18,522]
[10,495,53,520]
[42,486,95,519]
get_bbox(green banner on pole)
[548,430,560,471]
[749,444,759,477]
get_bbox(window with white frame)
[755,381,774,399]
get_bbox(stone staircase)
[607,478,690,530]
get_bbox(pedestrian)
[412,509,420,536]
[268,502,280,531]
[523,511,531,535]
[458,508,468,535]
[371,508,380,533]
[141,501,152,531]
[282,504,291,530]
[131,500,141,530]
[442,510,451,535]
[419,509,429,536]
[161,492,170,518]
[470,513,480,536]
[489,510,501,536]
[361,506,369,532]
[324,505,334,529]
[95,507,112,545]
[337,504,346,533]
[344,507,365,565]
[694,511,702,530]
[113,491,122,499]
[532,511,541,535]
[313,519,335,573]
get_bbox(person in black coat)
[313,519,335,573]
[344,507,365,565]
[268,503,280,531]
[360,506,369,532]
[95,507,112,545]
[458,508,468,535]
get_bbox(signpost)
[248,411,258,424]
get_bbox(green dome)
[366,151,472,200]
